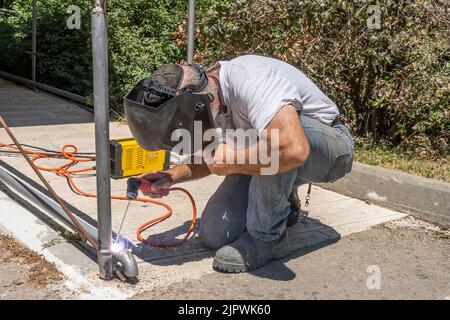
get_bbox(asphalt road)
[134,217,450,300]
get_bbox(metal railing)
[0,1,90,105]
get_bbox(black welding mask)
[123,64,215,152]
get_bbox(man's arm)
[139,162,211,197]
[207,104,310,176]
[167,163,212,183]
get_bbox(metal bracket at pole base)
[113,250,139,280]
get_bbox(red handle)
[140,179,170,196]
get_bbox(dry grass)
[355,144,450,183]
[0,233,64,286]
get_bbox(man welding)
[124,55,354,273]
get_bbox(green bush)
[0,0,93,93]
[0,0,449,157]
[193,0,450,156]
[0,0,188,102]
[0,1,13,9]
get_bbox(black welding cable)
[0,143,95,156]
[0,151,97,178]
[62,174,84,196]
[0,147,95,159]
[19,143,96,155]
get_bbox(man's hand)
[139,171,174,198]
[139,163,212,198]
[205,143,234,176]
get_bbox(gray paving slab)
[0,78,93,127]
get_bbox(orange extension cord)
[0,142,197,248]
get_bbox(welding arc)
[0,119,197,248]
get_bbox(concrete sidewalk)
[0,78,93,127]
[1,78,444,299]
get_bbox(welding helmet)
[123,64,215,152]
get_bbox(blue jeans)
[200,115,354,249]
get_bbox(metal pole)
[92,0,113,280]
[31,0,37,89]
[187,0,196,64]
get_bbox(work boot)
[287,189,301,227]
[213,230,290,273]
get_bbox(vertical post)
[31,0,37,89]
[92,0,113,280]
[187,0,196,64]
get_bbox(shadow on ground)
[134,213,341,282]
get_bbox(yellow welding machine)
[110,137,170,179]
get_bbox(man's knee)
[199,174,251,249]
[200,198,247,249]
[200,219,237,250]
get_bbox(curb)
[319,162,450,227]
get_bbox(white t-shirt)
[218,55,339,129]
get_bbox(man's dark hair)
[143,64,203,106]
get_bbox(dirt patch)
[0,233,64,286]
[380,216,450,240]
